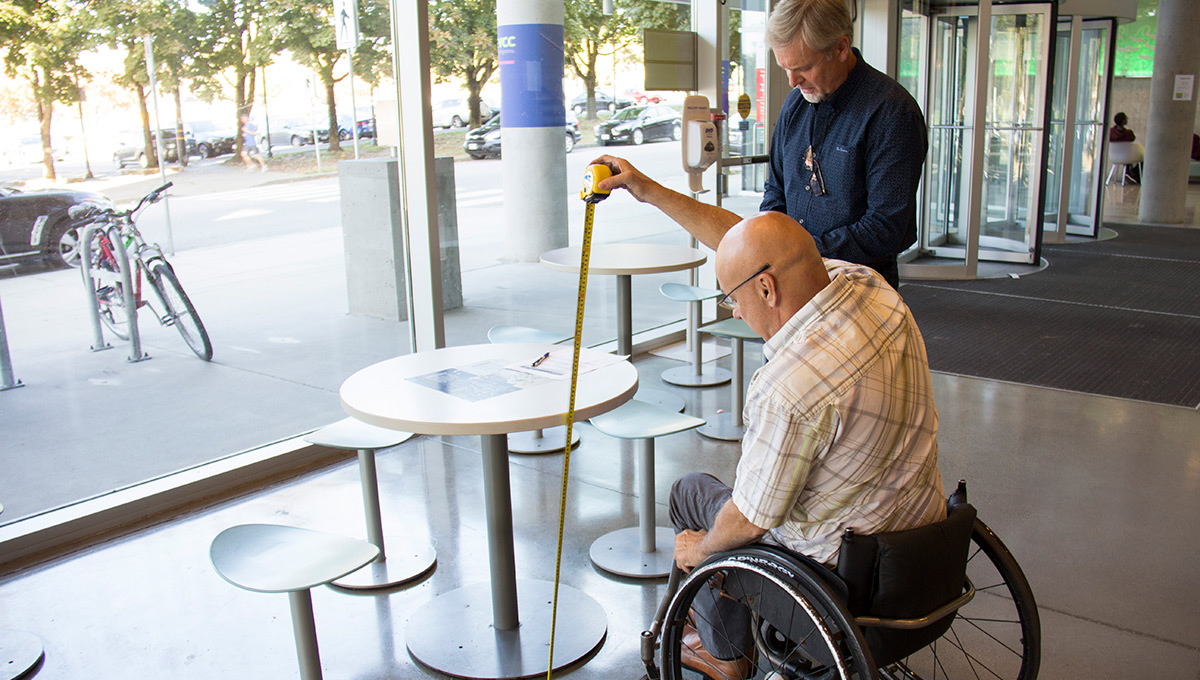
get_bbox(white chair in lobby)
[1106,141,1144,185]
[658,283,731,388]
[210,524,379,680]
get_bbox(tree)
[565,0,687,119]
[0,0,93,179]
[429,0,496,129]
[263,0,392,152]
[196,0,273,156]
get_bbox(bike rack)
[80,223,149,363]
[0,288,25,391]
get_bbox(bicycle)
[70,182,213,361]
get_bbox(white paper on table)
[507,349,628,380]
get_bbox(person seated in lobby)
[1109,112,1140,183]
[669,211,945,679]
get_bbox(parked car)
[463,110,582,159]
[432,98,490,129]
[624,89,664,104]
[112,129,190,169]
[0,185,113,268]
[186,121,236,158]
[269,117,324,147]
[595,105,682,146]
[570,91,636,116]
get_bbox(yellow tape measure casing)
[580,164,612,204]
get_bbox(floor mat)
[901,226,1200,407]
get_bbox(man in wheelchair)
[667,210,946,679]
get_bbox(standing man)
[594,0,927,288]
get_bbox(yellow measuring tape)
[546,164,611,679]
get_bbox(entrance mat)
[900,226,1200,407]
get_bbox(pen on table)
[532,352,551,367]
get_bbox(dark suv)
[464,110,582,159]
[186,121,237,158]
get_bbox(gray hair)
[766,0,855,53]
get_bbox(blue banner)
[498,23,565,128]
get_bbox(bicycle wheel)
[879,519,1041,680]
[146,259,213,361]
[661,547,876,680]
[91,228,131,341]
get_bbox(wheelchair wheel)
[879,518,1041,680]
[660,547,876,680]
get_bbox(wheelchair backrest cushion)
[838,502,977,618]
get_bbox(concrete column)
[1138,0,1200,224]
[498,0,568,262]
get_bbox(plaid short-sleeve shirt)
[730,260,944,565]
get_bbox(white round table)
[340,343,638,679]
[540,244,706,357]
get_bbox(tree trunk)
[322,59,341,153]
[136,82,159,169]
[173,84,188,168]
[34,68,56,181]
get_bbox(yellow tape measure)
[546,164,611,678]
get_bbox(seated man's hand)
[674,529,709,572]
[590,154,658,204]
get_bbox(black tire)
[565,132,576,154]
[450,115,464,128]
[290,135,305,147]
[197,142,212,158]
[573,104,585,115]
[672,123,682,141]
[91,227,131,341]
[146,259,213,361]
[633,128,645,145]
[137,153,150,169]
[49,221,82,268]
[111,153,124,170]
[879,519,1041,680]
[339,128,351,141]
[661,548,876,680]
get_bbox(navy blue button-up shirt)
[761,50,927,266]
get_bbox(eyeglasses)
[717,264,770,311]
[805,145,826,197]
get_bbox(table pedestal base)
[661,365,731,388]
[0,629,43,680]
[331,537,436,590]
[507,426,580,455]
[406,579,606,679]
[590,526,675,578]
[697,412,746,441]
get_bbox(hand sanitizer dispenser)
[681,95,719,193]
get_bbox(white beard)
[800,90,827,104]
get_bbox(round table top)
[340,343,638,436]
[540,243,706,276]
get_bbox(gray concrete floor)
[1,171,1198,679]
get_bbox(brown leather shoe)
[680,622,755,680]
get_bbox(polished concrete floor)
[1,346,1199,679]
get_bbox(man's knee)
[670,472,731,532]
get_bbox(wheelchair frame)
[640,487,1041,680]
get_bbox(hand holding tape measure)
[545,164,611,678]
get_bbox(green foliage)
[564,0,688,117]
[429,0,496,128]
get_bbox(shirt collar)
[822,47,867,114]
[762,271,852,361]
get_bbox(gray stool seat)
[486,325,571,345]
[659,283,731,388]
[486,325,581,454]
[697,318,760,441]
[210,524,380,680]
[588,399,705,578]
[304,418,434,589]
[0,629,44,680]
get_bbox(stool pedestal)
[304,418,435,590]
[0,629,43,680]
[588,400,705,578]
[697,318,759,442]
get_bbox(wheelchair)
[640,481,1040,680]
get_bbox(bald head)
[716,212,831,339]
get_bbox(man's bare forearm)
[676,499,767,570]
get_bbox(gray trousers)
[669,472,753,659]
